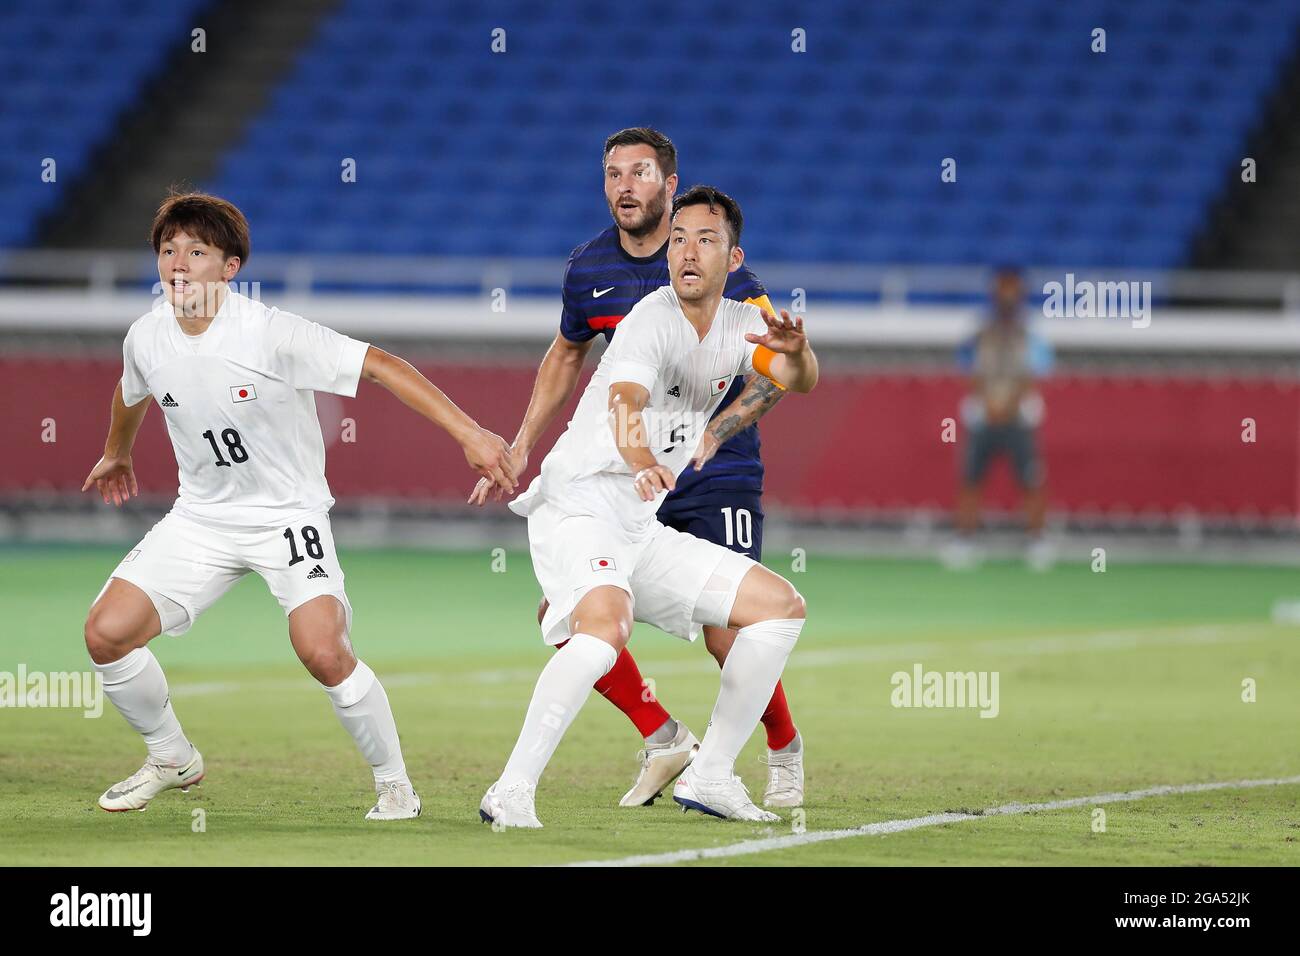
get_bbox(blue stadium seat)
[6,0,1297,272]
[0,0,208,248]
[223,0,1300,265]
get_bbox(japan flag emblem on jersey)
[590,557,616,571]
[230,384,257,403]
[711,376,729,394]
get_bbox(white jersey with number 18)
[120,289,370,531]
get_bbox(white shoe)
[479,780,543,829]
[1026,537,1055,572]
[940,537,980,571]
[98,748,204,812]
[673,765,780,822]
[366,780,421,820]
[619,722,700,807]
[763,731,804,808]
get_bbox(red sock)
[761,681,797,750]
[555,640,670,738]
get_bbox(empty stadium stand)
[0,0,210,248]
[5,0,1299,271]
[202,0,1300,267]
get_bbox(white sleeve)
[608,303,667,394]
[120,327,150,406]
[738,304,768,376]
[272,310,371,396]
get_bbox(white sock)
[93,647,193,766]
[693,618,804,780]
[322,661,408,786]
[500,633,617,787]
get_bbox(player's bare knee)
[83,613,110,664]
[782,583,807,621]
[84,607,131,665]
[577,615,629,650]
[303,644,355,686]
[570,586,631,647]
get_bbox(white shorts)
[101,510,353,637]
[527,500,758,646]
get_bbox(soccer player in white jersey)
[479,186,819,826]
[82,192,517,819]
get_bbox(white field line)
[169,621,1277,698]
[562,774,1300,867]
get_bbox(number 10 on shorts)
[721,507,753,549]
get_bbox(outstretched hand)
[745,309,807,354]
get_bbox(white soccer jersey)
[510,285,767,535]
[120,289,370,530]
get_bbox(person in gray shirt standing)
[947,266,1054,570]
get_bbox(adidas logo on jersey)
[306,565,329,579]
[666,385,681,397]
[160,393,179,407]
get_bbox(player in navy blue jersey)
[470,128,803,808]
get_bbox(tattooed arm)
[688,373,785,471]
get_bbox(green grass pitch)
[1,544,1298,866]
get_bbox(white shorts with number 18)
[100,510,353,636]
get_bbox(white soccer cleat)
[365,781,422,820]
[673,765,780,822]
[619,723,700,807]
[763,732,805,808]
[98,748,205,812]
[479,780,543,829]
[939,537,981,571]
[1026,536,1056,572]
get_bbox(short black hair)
[603,127,677,179]
[151,189,250,264]
[671,185,743,247]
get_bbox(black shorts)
[656,490,764,561]
[963,423,1044,488]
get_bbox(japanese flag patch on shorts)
[230,384,257,403]
[590,557,617,571]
